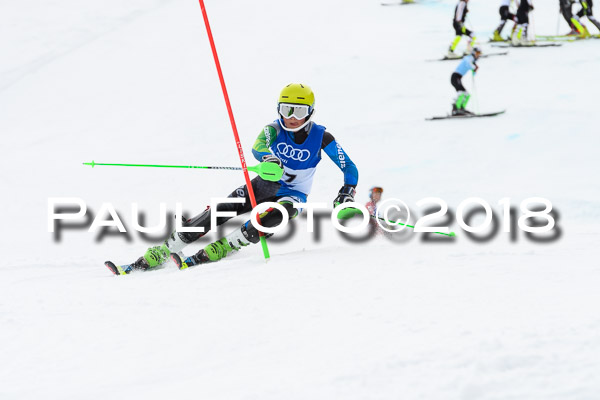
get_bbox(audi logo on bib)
[276,143,311,162]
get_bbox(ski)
[171,253,189,270]
[426,110,506,121]
[437,54,463,61]
[104,244,190,275]
[428,52,508,62]
[536,34,600,41]
[491,42,562,48]
[536,35,582,42]
[480,51,509,58]
[171,251,211,270]
[105,261,133,275]
[488,38,510,43]
[381,0,416,5]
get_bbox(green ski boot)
[143,244,171,268]
[172,227,252,269]
[204,228,251,261]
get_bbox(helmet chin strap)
[279,111,315,132]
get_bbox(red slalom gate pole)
[197,0,270,261]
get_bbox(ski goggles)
[370,187,383,194]
[278,103,312,120]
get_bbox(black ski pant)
[179,177,298,244]
[516,1,531,25]
[451,72,466,92]
[578,0,600,29]
[500,5,515,21]
[497,5,516,34]
[561,0,576,28]
[453,21,472,37]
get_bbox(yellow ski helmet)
[277,83,315,132]
[278,83,315,107]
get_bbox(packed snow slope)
[1,0,599,399]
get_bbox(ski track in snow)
[1,0,600,399]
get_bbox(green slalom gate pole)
[337,207,456,237]
[371,215,456,237]
[83,161,284,182]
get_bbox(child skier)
[365,187,383,217]
[512,0,534,44]
[577,0,600,32]
[448,0,476,57]
[106,83,359,275]
[450,47,482,116]
[561,0,591,36]
[366,186,384,234]
[493,0,517,41]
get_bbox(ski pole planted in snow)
[83,161,284,182]
[472,71,480,115]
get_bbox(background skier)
[561,0,591,36]
[366,186,383,217]
[450,47,482,116]
[513,0,534,44]
[493,0,517,41]
[576,0,600,32]
[448,0,476,57]
[366,186,384,233]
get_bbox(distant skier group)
[492,0,600,40]
[491,0,535,43]
[443,0,599,117]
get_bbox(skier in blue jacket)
[106,83,359,274]
[450,47,481,116]
[176,83,359,268]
